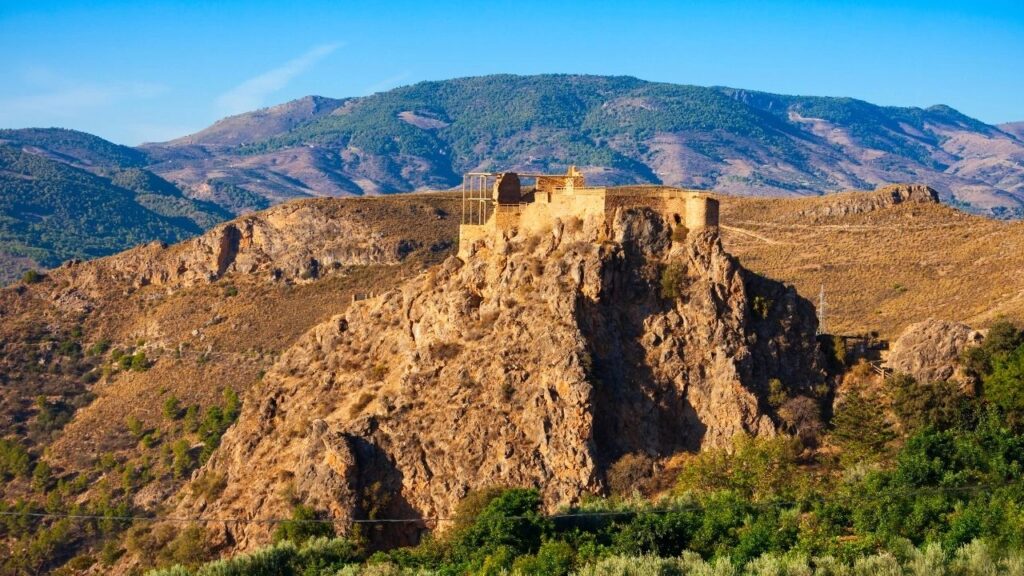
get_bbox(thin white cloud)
[216,43,341,115]
[363,72,412,96]
[0,81,167,121]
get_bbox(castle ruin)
[458,167,719,257]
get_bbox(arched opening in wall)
[673,214,682,225]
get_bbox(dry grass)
[5,188,1023,515]
[717,194,1024,338]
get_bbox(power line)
[0,483,1016,526]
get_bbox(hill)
[1,188,1024,573]
[0,129,231,282]
[0,127,148,169]
[1002,121,1024,140]
[146,75,1024,216]
[718,184,1024,338]
[0,192,828,572]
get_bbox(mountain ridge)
[143,74,1024,216]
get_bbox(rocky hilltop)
[8,187,1024,574]
[171,206,825,555]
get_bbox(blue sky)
[1,0,1022,145]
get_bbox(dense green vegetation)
[0,139,228,280]
[0,127,148,169]
[235,74,986,190]
[141,322,1024,575]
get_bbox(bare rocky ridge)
[886,319,983,383]
[171,206,825,555]
[52,197,445,300]
[796,184,940,219]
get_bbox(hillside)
[0,129,231,282]
[1,188,1024,573]
[718,184,1024,338]
[0,191,828,573]
[146,75,1024,216]
[1002,121,1024,140]
[168,210,823,557]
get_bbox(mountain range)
[3,74,1024,281]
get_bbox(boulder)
[886,319,982,383]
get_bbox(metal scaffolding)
[461,172,495,225]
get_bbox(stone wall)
[686,196,719,229]
[459,186,719,258]
[458,224,490,258]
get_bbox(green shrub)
[962,320,1022,379]
[131,351,150,371]
[983,344,1024,428]
[162,525,214,568]
[452,488,551,564]
[511,539,575,576]
[171,439,194,479]
[751,295,772,320]
[183,405,200,433]
[888,373,973,433]
[830,388,895,463]
[163,395,182,420]
[659,263,687,300]
[21,269,41,284]
[295,537,361,574]
[767,378,787,408]
[0,438,32,479]
[33,395,73,434]
[676,435,801,502]
[273,504,335,546]
[31,460,52,491]
[448,487,508,535]
[88,339,112,356]
[127,415,146,438]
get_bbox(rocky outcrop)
[48,197,457,302]
[799,184,940,218]
[174,207,825,554]
[886,319,982,383]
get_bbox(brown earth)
[717,185,1024,339]
[3,185,1024,573]
[161,204,824,561]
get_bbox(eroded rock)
[171,207,826,553]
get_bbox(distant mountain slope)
[147,75,1024,216]
[1002,121,1024,140]
[0,127,148,169]
[158,95,346,148]
[0,129,231,282]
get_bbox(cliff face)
[887,319,983,384]
[54,199,416,299]
[796,184,941,219]
[178,207,825,553]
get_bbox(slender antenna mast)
[817,285,827,335]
